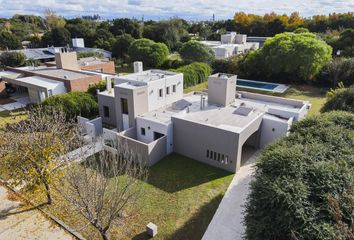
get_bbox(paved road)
[202,150,260,240]
[0,186,72,240]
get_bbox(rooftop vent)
[233,106,253,116]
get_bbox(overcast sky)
[0,0,353,20]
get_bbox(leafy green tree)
[39,92,98,120]
[245,111,354,240]
[172,62,212,88]
[112,34,134,60]
[335,29,354,57]
[0,31,22,50]
[293,27,309,33]
[179,41,215,64]
[42,27,71,47]
[0,51,26,67]
[326,57,354,86]
[110,18,141,38]
[44,9,66,29]
[244,32,333,82]
[321,85,354,113]
[128,38,169,67]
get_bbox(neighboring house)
[0,50,110,103]
[246,36,269,47]
[0,38,112,62]
[201,32,260,59]
[93,62,310,172]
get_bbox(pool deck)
[236,79,289,93]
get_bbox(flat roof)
[78,57,110,66]
[139,91,302,130]
[7,76,63,89]
[17,66,93,80]
[119,70,180,83]
[0,71,22,79]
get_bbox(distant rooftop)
[120,70,180,83]
[78,57,110,66]
[7,76,63,89]
[16,66,94,80]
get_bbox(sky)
[0,0,353,20]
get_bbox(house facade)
[96,63,310,172]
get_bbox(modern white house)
[95,62,310,172]
[201,32,260,59]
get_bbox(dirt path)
[0,186,73,240]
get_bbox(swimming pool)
[236,79,288,93]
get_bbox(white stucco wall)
[146,74,183,111]
[259,115,293,148]
[136,117,173,154]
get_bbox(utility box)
[146,222,157,237]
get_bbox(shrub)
[39,92,98,120]
[77,51,104,59]
[243,32,333,82]
[0,51,26,67]
[172,62,212,88]
[321,85,354,113]
[212,54,246,75]
[245,112,354,240]
[128,38,169,67]
[87,80,114,99]
[179,40,215,64]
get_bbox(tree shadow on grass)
[146,154,233,193]
[132,194,224,240]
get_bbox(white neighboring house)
[201,32,259,59]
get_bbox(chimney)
[134,61,143,73]
[55,51,80,71]
[106,77,112,93]
[208,73,237,107]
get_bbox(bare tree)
[0,106,79,204]
[56,139,148,240]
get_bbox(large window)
[166,86,170,95]
[121,98,128,114]
[159,89,163,98]
[103,106,110,118]
[172,84,176,93]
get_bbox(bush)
[172,62,212,88]
[321,86,354,113]
[128,38,169,68]
[245,111,354,240]
[39,92,98,120]
[87,80,114,99]
[0,51,26,67]
[243,32,333,82]
[77,51,104,59]
[212,54,246,75]
[179,40,215,64]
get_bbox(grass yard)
[0,108,28,129]
[184,82,326,115]
[22,154,233,240]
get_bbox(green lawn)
[23,154,233,240]
[0,108,28,129]
[184,82,326,115]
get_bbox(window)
[210,151,213,159]
[206,150,209,158]
[141,127,146,135]
[214,152,217,160]
[103,106,110,118]
[166,86,170,95]
[48,90,53,96]
[159,88,163,98]
[121,98,128,114]
[172,84,176,93]
[218,153,221,162]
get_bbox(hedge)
[171,62,212,88]
[245,111,354,240]
[39,92,98,120]
[321,86,354,113]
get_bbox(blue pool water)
[237,79,278,90]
